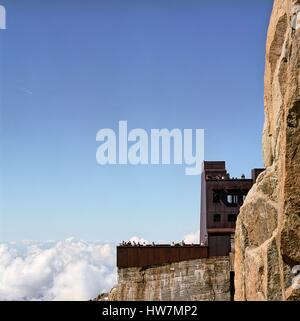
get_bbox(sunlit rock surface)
[235,0,300,301]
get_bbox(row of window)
[227,194,238,204]
[213,191,247,204]
[213,213,237,223]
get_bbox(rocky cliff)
[107,258,231,301]
[234,0,300,301]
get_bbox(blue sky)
[0,0,273,242]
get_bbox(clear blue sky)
[0,0,274,242]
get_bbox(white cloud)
[128,236,149,245]
[0,239,117,301]
[183,230,199,244]
[0,232,199,300]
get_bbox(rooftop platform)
[117,245,209,268]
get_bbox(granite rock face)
[235,0,300,301]
[107,258,230,301]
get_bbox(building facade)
[200,161,264,256]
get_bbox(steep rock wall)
[108,258,230,301]
[235,0,300,301]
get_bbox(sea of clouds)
[0,238,116,301]
[0,232,199,301]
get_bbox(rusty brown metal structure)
[116,161,264,268]
[200,161,264,256]
[117,245,208,268]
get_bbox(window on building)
[213,190,220,203]
[228,214,237,222]
[213,214,221,222]
[227,194,238,204]
[243,194,247,203]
